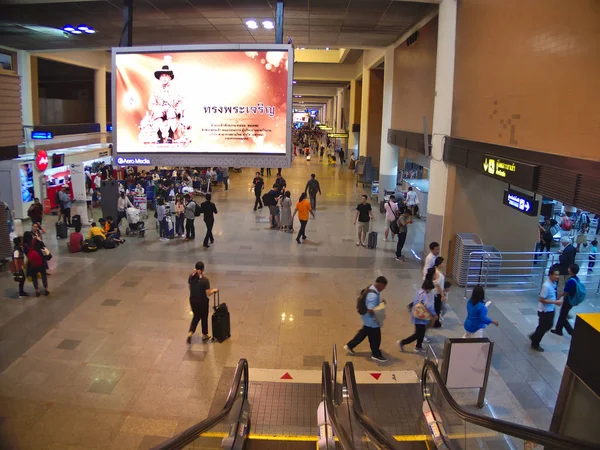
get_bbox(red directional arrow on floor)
[280,372,293,380]
[370,373,382,381]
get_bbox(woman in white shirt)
[406,186,419,217]
[426,257,447,328]
[383,195,399,242]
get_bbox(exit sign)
[503,189,539,216]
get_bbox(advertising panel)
[19,163,34,203]
[114,48,290,155]
[293,112,309,124]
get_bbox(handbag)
[412,293,432,320]
[41,247,52,261]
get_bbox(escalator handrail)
[421,360,599,450]
[322,361,356,450]
[342,362,404,450]
[151,358,249,450]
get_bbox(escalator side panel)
[244,439,316,450]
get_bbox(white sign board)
[70,163,87,202]
[445,341,491,389]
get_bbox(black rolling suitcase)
[212,292,230,343]
[72,214,82,230]
[56,221,68,239]
[367,231,378,249]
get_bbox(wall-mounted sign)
[116,156,151,165]
[98,150,109,157]
[34,149,49,172]
[466,152,538,191]
[31,131,53,140]
[328,133,348,138]
[502,189,539,216]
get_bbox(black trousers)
[63,208,71,226]
[347,326,382,358]
[117,210,126,226]
[531,311,555,347]
[185,218,195,239]
[309,194,317,210]
[254,192,263,210]
[554,301,574,335]
[297,220,307,242]
[204,220,214,246]
[18,272,26,295]
[189,296,209,335]
[223,176,229,191]
[396,232,407,258]
[29,268,48,292]
[433,294,442,327]
[400,324,427,349]
[539,239,552,253]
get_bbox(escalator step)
[245,439,317,450]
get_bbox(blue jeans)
[159,218,167,238]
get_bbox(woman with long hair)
[428,257,447,328]
[12,236,27,298]
[175,195,185,238]
[292,192,315,244]
[23,231,49,297]
[463,285,498,338]
[280,191,292,232]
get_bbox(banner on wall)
[114,47,291,155]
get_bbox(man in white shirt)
[383,195,399,242]
[423,242,441,280]
[406,186,419,217]
[530,267,562,352]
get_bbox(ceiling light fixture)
[262,20,274,29]
[245,20,259,29]
[63,24,75,32]
[325,47,330,50]
[63,24,96,35]
[70,29,82,34]
[292,80,297,84]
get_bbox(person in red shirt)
[68,226,84,253]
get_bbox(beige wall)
[366,69,384,167]
[448,166,539,259]
[391,17,437,133]
[452,0,600,161]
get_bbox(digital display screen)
[293,112,309,123]
[52,153,65,168]
[114,49,290,154]
[19,163,34,203]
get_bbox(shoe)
[44,290,50,296]
[253,208,257,211]
[531,345,545,352]
[423,336,430,343]
[19,292,29,298]
[343,344,355,355]
[121,239,126,243]
[356,242,361,246]
[202,334,211,341]
[203,244,210,248]
[395,257,404,262]
[397,340,405,352]
[383,238,387,242]
[296,239,301,244]
[35,291,41,297]
[302,236,307,240]
[186,333,192,345]
[361,243,367,247]
[258,206,263,209]
[415,347,426,353]
[433,323,442,328]
[371,355,388,362]
[210,240,214,244]
[550,329,563,336]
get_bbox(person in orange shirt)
[292,192,315,244]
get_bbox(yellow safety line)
[202,431,429,443]
[393,434,428,442]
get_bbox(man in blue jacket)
[344,276,388,362]
[551,263,580,337]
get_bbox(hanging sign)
[467,153,538,191]
[502,189,539,216]
[34,149,49,172]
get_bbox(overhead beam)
[294,63,357,82]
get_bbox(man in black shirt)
[305,174,322,210]
[252,172,264,211]
[187,261,219,344]
[354,194,373,247]
[274,173,286,191]
[200,193,218,248]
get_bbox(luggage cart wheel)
[125,228,130,235]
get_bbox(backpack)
[55,190,62,207]
[26,248,42,268]
[357,287,377,315]
[542,230,553,243]
[569,278,586,306]
[561,217,572,231]
[194,202,202,217]
[82,239,98,253]
[103,237,117,249]
[262,192,275,206]
[389,208,400,234]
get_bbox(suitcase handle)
[213,290,220,309]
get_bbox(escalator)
[150,357,598,450]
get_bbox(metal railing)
[462,251,600,297]
[421,360,600,450]
[322,361,355,449]
[150,358,249,450]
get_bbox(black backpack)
[356,287,377,315]
[194,202,202,217]
[82,239,98,253]
[262,192,275,206]
[103,237,117,249]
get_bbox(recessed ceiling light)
[325,47,330,50]
[70,30,82,34]
[262,20,274,29]
[77,24,89,31]
[292,80,297,84]
[63,24,75,32]
[84,29,96,34]
[245,20,258,29]
[300,47,305,50]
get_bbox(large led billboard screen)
[113,47,291,155]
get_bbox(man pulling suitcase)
[187,261,219,345]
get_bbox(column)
[358,68,371,157]
[327,99,334,127]
[348,79,361,157]
[424,0,457,256]
[94,63,107,143]
[335,88,343,132]
[378,46,397,199]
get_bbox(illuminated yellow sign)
[483,157,517,178]
[327,133,348,138]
